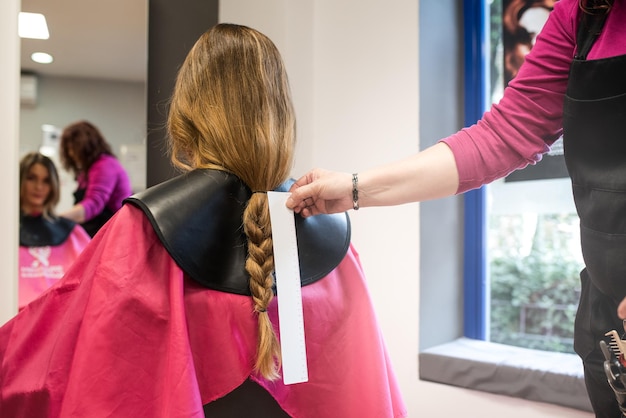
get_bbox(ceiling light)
[31,52,54,64]
[19,12,50,39]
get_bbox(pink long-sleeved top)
[77,154,132,221]
[442,0,626,193]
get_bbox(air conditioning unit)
[20,73,38,107]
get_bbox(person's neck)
[21,206,44,217]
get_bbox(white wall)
[220,1,592,417]
[0,0,20,323]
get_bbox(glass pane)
[485,0,584,354]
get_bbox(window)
[419,0,591,411]
[464,0,584,354]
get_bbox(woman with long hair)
[0,24,406,418]
[18,152,90,309]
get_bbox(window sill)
[418,337,592,412]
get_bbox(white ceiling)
[20,0,147,83]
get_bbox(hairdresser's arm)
[78,157,116,221]
[60,156,116,223]
[287,142,459,216]
[288,2,576,217]
[60,202,87,223]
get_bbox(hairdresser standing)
[59,120,132,237]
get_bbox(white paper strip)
[267,191,309,385]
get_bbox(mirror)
[20,0,148,211]
[17,0,147,310]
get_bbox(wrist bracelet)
[352,173,359,211]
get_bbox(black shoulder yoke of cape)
[124,169,351,295]
[20,214,77,247]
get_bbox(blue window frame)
[462,0,489,341]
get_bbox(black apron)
[74,188,114,238]
[563,12,626,418]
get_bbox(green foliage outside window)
[488,213,583,353]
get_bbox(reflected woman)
[19,152,91,310]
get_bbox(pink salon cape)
[18,225,91,310]
[0,204,407,418]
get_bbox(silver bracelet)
[352,173,359,210]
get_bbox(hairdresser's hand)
[286,169,353,217]
[619,297,626,321]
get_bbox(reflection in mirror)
[20,0,147,209]
[18,0,147,306]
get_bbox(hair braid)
[244,193,281,379]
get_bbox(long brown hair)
[60,120,114,175]
[19,152,61,218]
[167,23,296,380]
